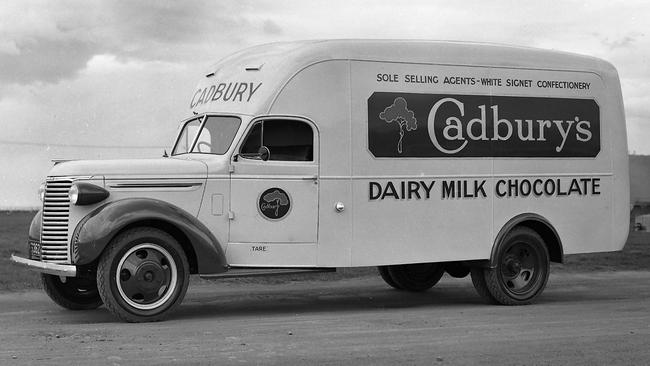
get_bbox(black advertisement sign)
[258,188,291,220]
[368,92,600,157]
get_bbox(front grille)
[41,179,72,263]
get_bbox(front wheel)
[41,273,103,310]
[97,227,190,322]
[474,227,550,305]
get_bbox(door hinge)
[228,211,235,220]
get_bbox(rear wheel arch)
[491,213,563,267]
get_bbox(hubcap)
[500,242,540,296]
[116,243,178,311]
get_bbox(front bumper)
[10,254,77,277]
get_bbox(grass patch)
[1,210,648,291]
[554,231,650,272]
[0,211,41,291]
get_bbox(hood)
[48,157,208,179]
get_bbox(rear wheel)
[41,273,103,310]
[474,227,550,305]
[97,227,189,322]
[377,266,402,289]
[386,263,445,292]
[444,262,470,278]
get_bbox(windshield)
[172,115,241,156]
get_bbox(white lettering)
[427,98,468,154]
[553,118,576,152]
[491,105,513,141]
[576,120,592,142]
[467,105,488,141]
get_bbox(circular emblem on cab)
[258,188,291,220]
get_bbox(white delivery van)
[11,40,629,322]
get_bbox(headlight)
[69,184,79,205]
[38,183,46,202]
[68,182,109,206]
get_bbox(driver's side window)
[240,122,262,155]
[239,119,314,162]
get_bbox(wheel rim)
[116,243,178,311]
[498,241,544,299]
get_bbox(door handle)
[302,175,318,184]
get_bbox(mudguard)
[72,198,228,274]
[490,213,563,268]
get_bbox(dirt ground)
[2,211,649,364]
[1,270,649,365]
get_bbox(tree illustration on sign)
[263,189,289,216]
[379,97,418,154]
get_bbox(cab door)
[229,117,318,244]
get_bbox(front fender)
[29,210,42,242]
[72,198,228,274]
[28,210,42,260]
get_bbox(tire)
[41,273,103,310]
[470,267,498,304]
[377,266,403,289]
[97,227,190,322]
[480,227,550,305]
[386,263,445,292]
[444,262,471,278]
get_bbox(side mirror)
[258,146,270,161]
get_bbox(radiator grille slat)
[41,179,71,263]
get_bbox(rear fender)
[490,213,563,268]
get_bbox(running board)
[200,267,335,279]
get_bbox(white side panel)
[317,179,352,266]
[349,61,495,265]
[489,68,616,254]
[270,61,353,266]
[196,178,231,254]
[347,60,621,266]
[492,176,613,254]
[226,243,317,267]
[351,178,493,266]
[229,177,318,243]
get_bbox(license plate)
[29,241,41,259]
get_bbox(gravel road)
[1,271,649,365]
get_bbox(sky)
[0,0,648,208]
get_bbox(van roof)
[191,40,616,116]
[209,39,614,75]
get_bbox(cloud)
[0,38,97,83]
[262,20,282,35]
[1,0,650,208]
[601,34,640,50]
[0,54,193,147]
[0,0,283,85]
